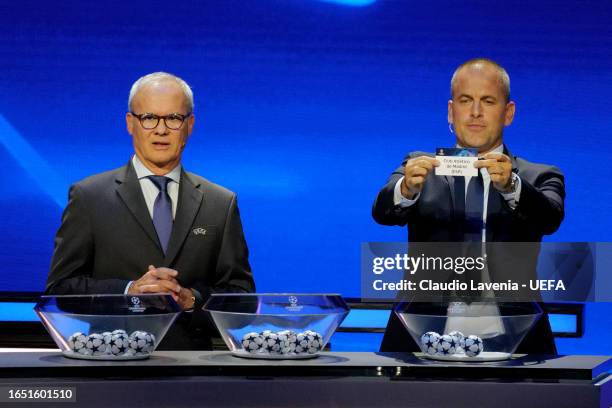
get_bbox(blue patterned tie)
[464,172,484,242]
[147,176,173,253]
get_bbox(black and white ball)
[304,330,323,352]
[420,331,441,355]
[448,331,465,349]
[86,333,108,355]
[67,332,88,353]
[463,335,483,357]
[435,334,458,355]
[294,331,321,354]
[101,332,113,351]
[109,332,130,355]
[262,331,283,354]
[277,330,298,354]
[295,332,311,353]
[242,332,265,353]
[128,331,155,354]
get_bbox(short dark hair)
[450,58,511,102]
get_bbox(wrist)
[500,173,518,193]
[401,180,416,199]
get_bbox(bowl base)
[231,350,319,360]
[421,351,511,362]
[62,350,151,361]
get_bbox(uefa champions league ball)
[109,332,130,355]
[277,330,297,343]
[463,335,483,357]
[277,330,298,354]
[436,334,458,355]
[86,333,108,356]
[294,332,311,354]
[128,331,155,355]
[448,331,465,348]
[295,331,321,354]
[68,332,88,353]
[262,331,283,354]
[420,331,441,355]
[68,332,87,350]
[302,330,323,353]
[242,332,265,353]
[101,332,113,351]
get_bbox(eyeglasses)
[130,112,191,130]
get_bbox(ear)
[447,100,454,125]
[186,114,195,137]
[126,112,134,135]
[504,101,516,126]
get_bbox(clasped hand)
[127,265,195,310]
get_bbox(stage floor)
[0,351,610,407]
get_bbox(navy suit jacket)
[45,161,255,349]
[372,146,565,354]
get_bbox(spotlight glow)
[0,115,67,207]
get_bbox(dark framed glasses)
[130,112,191,130]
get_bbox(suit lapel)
[164,170,204,265]
[115,163,161,249]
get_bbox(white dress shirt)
[132,155,181,219]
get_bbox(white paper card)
[435,155,478,177]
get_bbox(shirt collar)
[132,155,181,184]
[455,144,504,155]
[489,144,504,155]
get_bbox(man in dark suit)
[45,72,255,349]
[372,58,565,354]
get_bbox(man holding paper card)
[372,58,565,354]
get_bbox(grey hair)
[450,58,511,102]
[128,72,194,112]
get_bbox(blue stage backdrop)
[0,0,611,352]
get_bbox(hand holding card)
[402,156,440,199]
[474,152,514,192]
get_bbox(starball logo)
[285,296,303,312]
[128,296,146,313]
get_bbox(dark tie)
[147,175,173,253]
[464,172,484,242]
[463,172,487,301]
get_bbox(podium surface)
[0,351,610,407]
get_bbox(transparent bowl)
[34,294,181,360]
[204,293,350,359]
[395,301,542,361]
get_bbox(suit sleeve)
[513,166,565,236]
[372,156,419,226]
[45,184,130,295]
